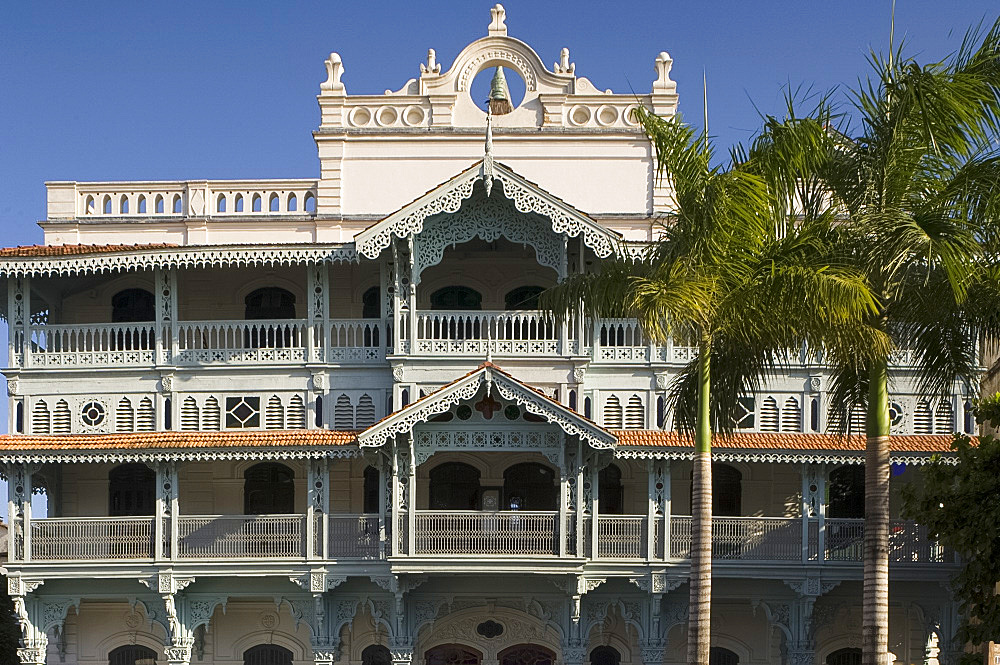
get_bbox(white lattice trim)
[0,446,360,466]
[0,244,358,278]
[354,161,620,262]
[357,364,616,449]
[613,448,955,466]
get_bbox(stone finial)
[420,48,440,75]
[488,4,507,36]
[554,47,575,74]
[321,52,346,94]
[653,51,675,92]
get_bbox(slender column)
[7,463,33,561]
[155,461,179,560]
[380,258,391,354]
[378,455,389,559]
[662,460,671,560]
[785,595,817,665]
[646,460,656,560]
[801,463,810,563]
[390,444,402,556]
[589,463,600,559]
[390,242,403,355]
[406,435,416,557]
[308,459,329,560]
[407,237,417,354]
[154,268,178,365]
[559,442,571,558]
[307,263,330,363]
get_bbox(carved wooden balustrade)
[24,513,950,564]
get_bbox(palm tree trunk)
[687,341,713,665]
[863,356,890,665]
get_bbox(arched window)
[425,645,481,665]
[109,464,155,516]
[362,645,391,665]
[598,464,624,515]
[504,285,545,310]
[235,194,245,212]
[363,286,381,318]
[244,462,295,514]
[363,465,380,513]
[713,463,742,516]
[245,287,296,319]
[589,646,620,665]
[154,194,164,214]
[499,644,555,665]
[112,288,155,322]
[709,647,739,665]
[243,644,293,665]
[109,644,158,665]
[120,195,129,214]
[429,462,480,510]
[825,648,861,665]
[503,463,556,511]
[137,195,147,213]
[217,194,227,212]
[287,193,298,211]
[430,285,482,310]
[269,192,280,212]
[172,194,182,214]
[828,465,865,518]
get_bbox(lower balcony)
[23,513,950,565]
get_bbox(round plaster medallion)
[259,612,279,629]
[403,105,426,127]
[569,105,592,126]
[123,611,142,629]
[596,105,619,126]
[376,106,399,127]
[622,105,640,126]
[349,107,372,127]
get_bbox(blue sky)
[0,0,997,444]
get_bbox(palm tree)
[752,22,1000,665]
[542,109,882,664]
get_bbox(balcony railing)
[18,314,927,370]
[30,516,155,560]
[22,514,951,564]
[21,319,388,368]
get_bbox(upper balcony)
[45,180,319,221]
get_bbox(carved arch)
[231,629,310,661]
[423,35,574,96]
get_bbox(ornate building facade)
[0,6,969,665]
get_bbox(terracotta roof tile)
[612,430,960,453]
[0,243,179,257]
[0,430,356,451]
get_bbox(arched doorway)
[244,462,295,514]
[109,463,155,516]
[243,644,293,665]
[425,644,482,665]
[109,645,158,665]
[112,288,155,322]
[589,646,621,665]
[429,462,481,510]
[713,463,742,516]
[825,648,861,665]
[504,285,544,310]
[503,463,556,511]
[430,286,482,310]
[244,287,296,319]
[709,647,739,665]
[828,465,865,518]
[362,645,391,665]
[498,644,556,665]
[598,464,624,514]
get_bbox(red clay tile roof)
[612,430,959,453]
[0,430,356,451]
[0,243,179,257]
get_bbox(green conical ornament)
[488,66,514,115]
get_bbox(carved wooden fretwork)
[358,364,616,450]
[0,244,358,278]
[414,428,562,466]
[354,162,619,265]
[412,188,565,282]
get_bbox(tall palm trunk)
[688,340,713,665]
[863,356,890,665]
